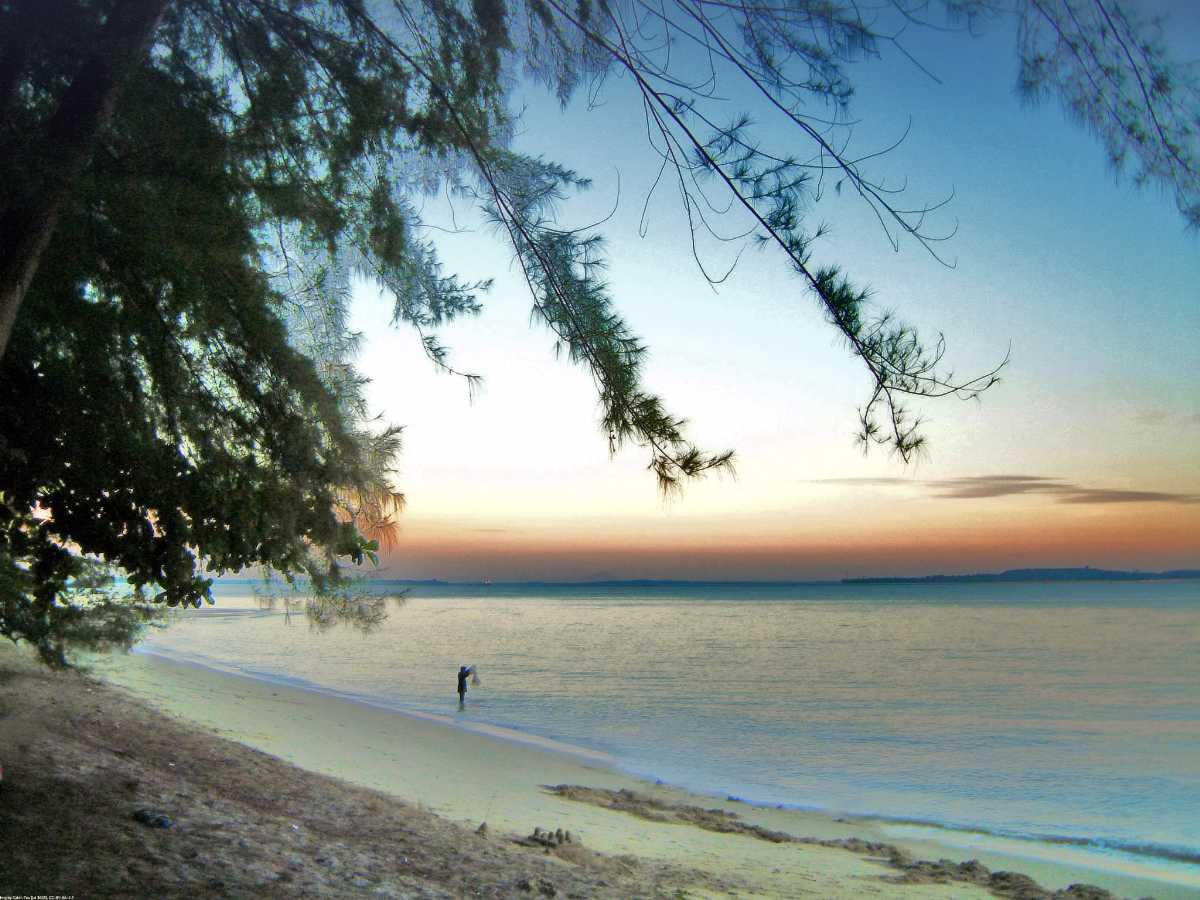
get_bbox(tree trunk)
[0,0,169,361]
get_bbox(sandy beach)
[1,642,1192,899]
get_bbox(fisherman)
[457,665,474,707]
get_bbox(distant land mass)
[843,567,1200,584]
[211,568,1200,588]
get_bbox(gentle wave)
[163,606,274,620]
[863,813,1200,867]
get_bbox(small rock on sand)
[132,808,173,829]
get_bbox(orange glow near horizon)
[376,499,1200,581]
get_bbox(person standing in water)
[457,665,474,707]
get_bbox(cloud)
[1131,409,1200,427]
[929,476,1200,504]
[817,475,1200,505]
[1132,408,1171,425]
[1057,488,1200,504]
[814,477,912,486]
[926,475,1064,499]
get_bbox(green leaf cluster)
[0,0,509,659]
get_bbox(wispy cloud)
[817,475,1200,505]
[927,475,1062,499]
[1131,408,1200,427]
[1132,408,1171,425]
[1056,488,1200,504]
[816,477,911,486]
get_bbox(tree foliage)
[1016,0,1199,229]
[0,0,1195,664]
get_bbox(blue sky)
[349,2,1199,580]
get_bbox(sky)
[347,2,1200,581]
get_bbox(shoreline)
[87,647,1198,899]
[133,645,624,767]
[126,646,1200,878]
[128,645,1198,875]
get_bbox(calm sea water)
[141,580,1199,875]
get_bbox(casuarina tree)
[1,0,1195,665]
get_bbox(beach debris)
[546,785,779,837]
[132,808,173,829]
[516,826,576,849]
[514,876,557,896]
[547,785,1120,900]
[895,859,1119,899]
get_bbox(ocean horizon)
[210,563,1200,588]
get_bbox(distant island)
[843,567,1200,584]
[211,568,1200,588]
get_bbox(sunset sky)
[348,4,1199,581]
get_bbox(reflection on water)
[147,580,1199,871]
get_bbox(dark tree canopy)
[0,0,1195,665]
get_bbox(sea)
[137,579,1200,887]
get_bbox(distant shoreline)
[212,566,1200,588]
[841,567,1200,585]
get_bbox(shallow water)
[143,579,1200,882]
